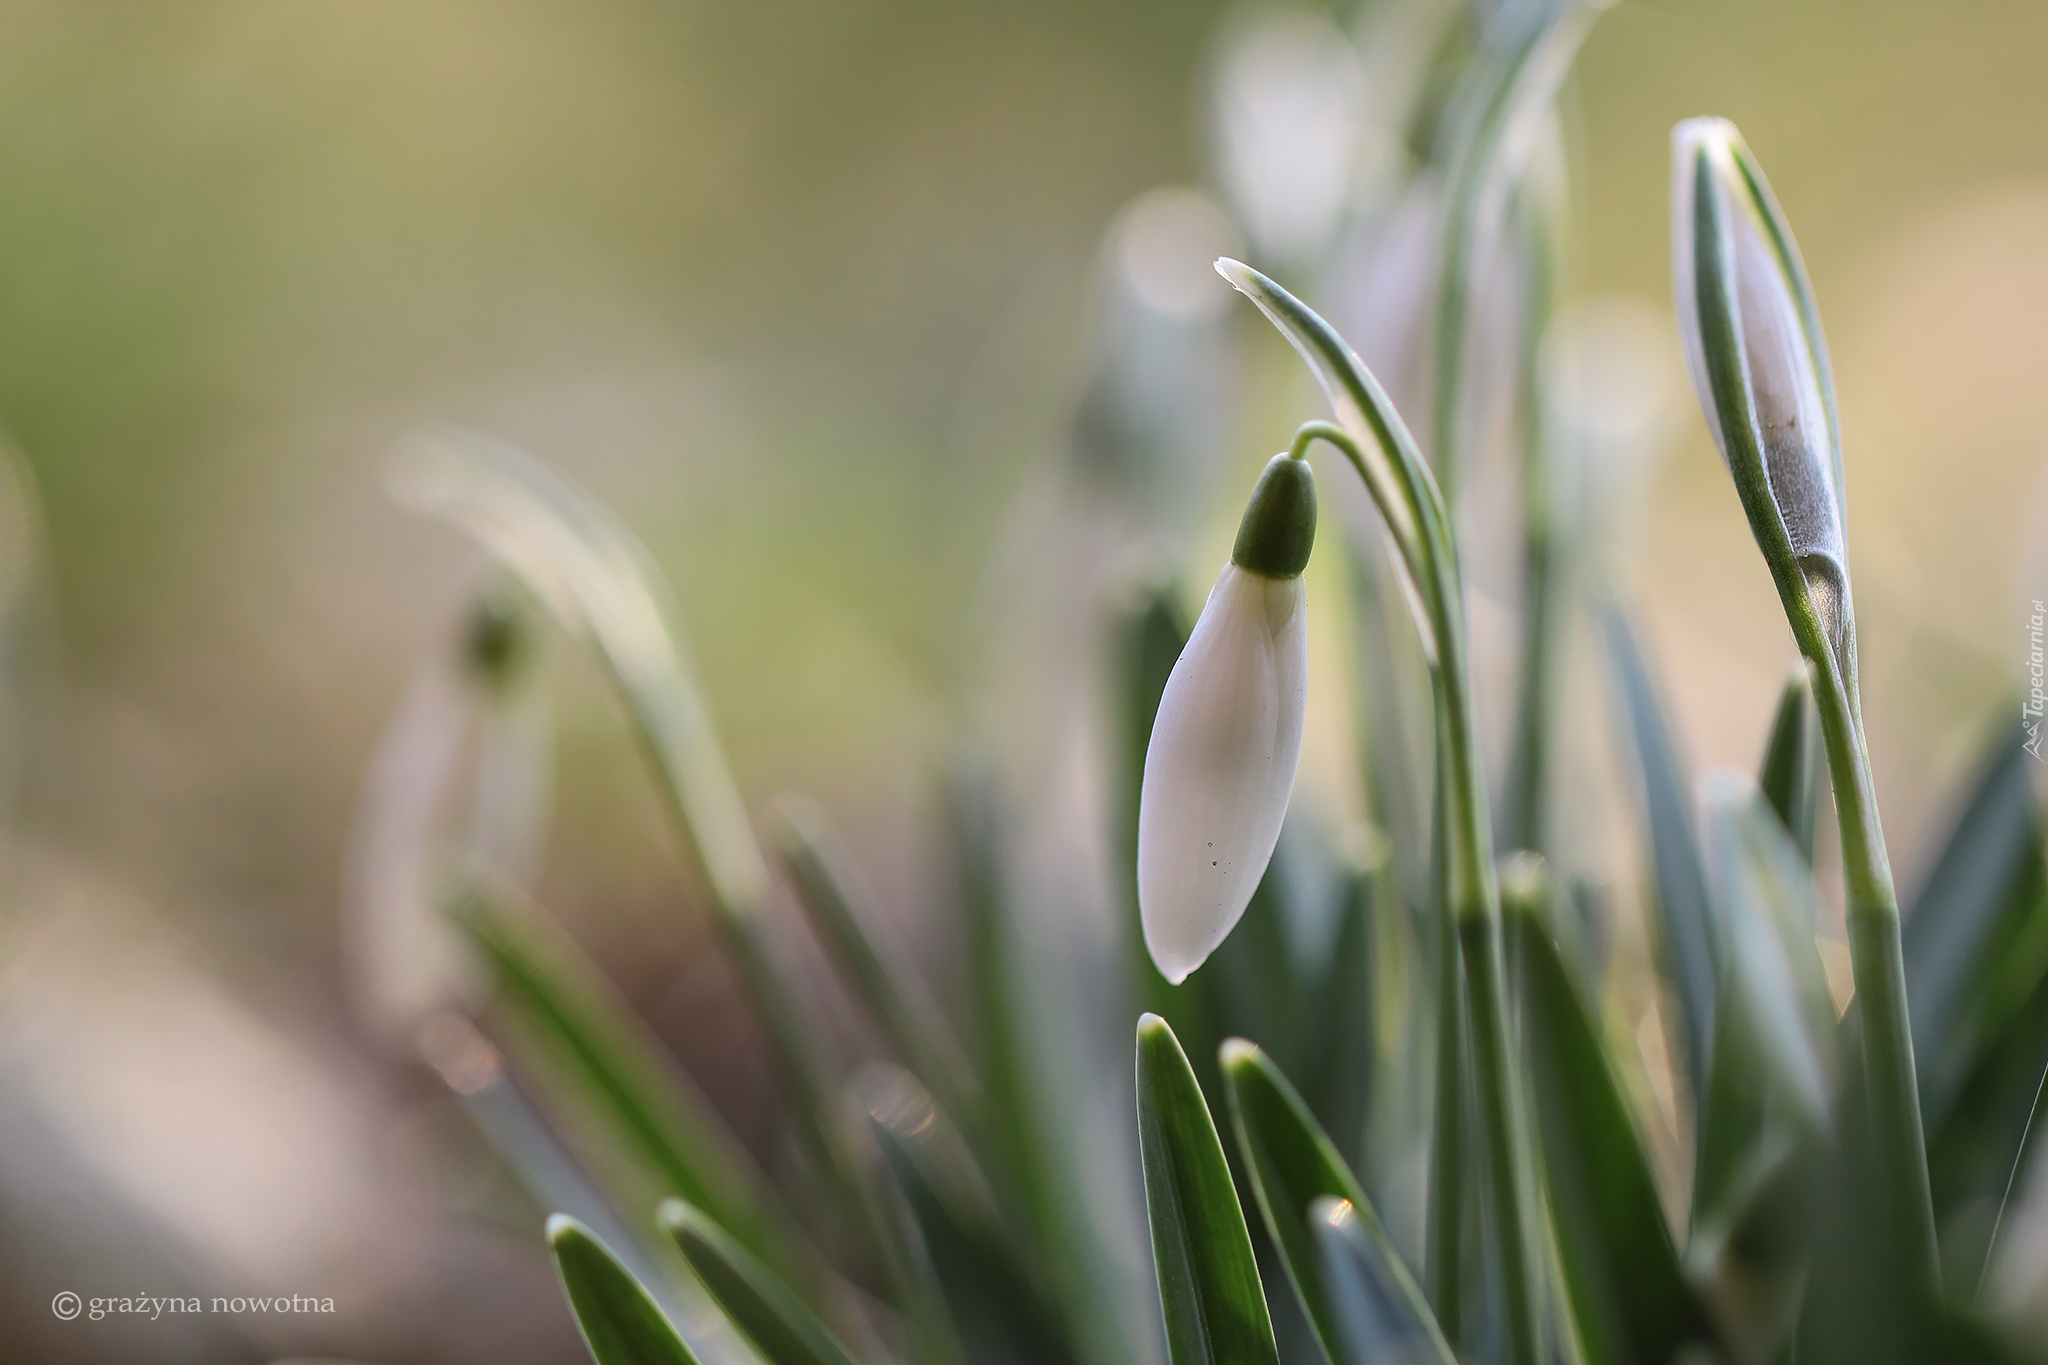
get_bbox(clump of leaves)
[340,5,2048,1365]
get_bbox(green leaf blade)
[869,1088,1077,1365]
[1221,1039,1449,1365]
[1137,1014,1280,1365]
[660,1200,862,1365]
[1601,602,1717,1110]
[1757,661,1825,865]
[1905,732,2048,1121]
[771,797,981,1127]
[455,886,808,1296]
[1310,1198,1453,1365]
[549,1215,705,1365]
[1504,861,1711,1365]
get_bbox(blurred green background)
[0,2,2043,1362]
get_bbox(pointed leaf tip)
[1138,1014,1280,1365]
[659,1198,862,1365]
[549,1214,704,1365]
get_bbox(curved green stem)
[1224,262,1549,1362]
[1426,723,1466,1335]
[1798,601,1938,1288]
[1295,420,1541,1365]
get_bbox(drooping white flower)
[1138,452,1315,983]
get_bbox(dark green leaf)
[1310,1198,1456,1365]
[1304,870,1376,1154]
[1208,819,1344,1087]
[1601,601,1717,1112]
[1344,538,1436,921]
[660,1200,863,1365]
[1757,661,1824,864]
[1137,1014,1280,1365]
[1221,1039,1449,1365]
[869,1075,1077,1365]
[454,885,808,1295]
[771,797,980,1127]
[947,759,1134,1365]
[1976,1058,2048,1304]
[1690,782,1835,1358]
[1904,732,2048,1123]
[1504,863,1710,1365]
[391,433,884,1262]
[1694,778,1832,1227]
[549,1215,704,1365]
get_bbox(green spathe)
[1230,453,1316,579]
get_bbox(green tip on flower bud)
[1230,453,1317,579]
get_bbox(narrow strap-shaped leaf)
[1428,0,1602,507]
[454,885,809,1295]
[1137,1014,1280,1365]
[1757,661,1825,865]
[660,1199,864,1365]
[771,797,981,1127]
[869,1081,1078,1365]
[1344,540,1436,919]
[389,430,768,917]
[1504,861,1710,1365]
[948,758,1062,1262]
[1976,1056,2048,1304]
[549,1215,705,1365]
[420,1013,694,1325]
[1701,776,1835,1138]
[1600,601,1717,1111]
[1691,780,1835,1359]
[1311,1198,1457,1365]
[1304,870,1376,1156]
[1219,262,1544,1365]
[390,431,874,1254]
[1221,1039,1451,1365]
[1904,732,2047,1121]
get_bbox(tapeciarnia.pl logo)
[2026,599,2044,762]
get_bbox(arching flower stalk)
[1137,450,1316,985]
[1215,258,1545,1365]
[1672,117,1938,1285]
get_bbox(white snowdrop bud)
[1138,452,1316,983]
[1672,118,1852,667]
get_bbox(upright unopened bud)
[1672,118,1852,670]
[1138,453,1316,983]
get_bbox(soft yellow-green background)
[0,3,2043,1362]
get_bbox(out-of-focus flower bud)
[1208,10,1366,271]
[1137,453,1316,983]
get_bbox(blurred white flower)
[1209,9,1367,270]
[1138,453,1315,983]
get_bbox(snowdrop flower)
[1138,451,1316,983]
[1672,117,1852,669]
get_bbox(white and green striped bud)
[1137,453,1316,984]
[1672,118,1852,672]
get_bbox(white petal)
[1728,180,1842,576]
[1137,564,1308,983]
